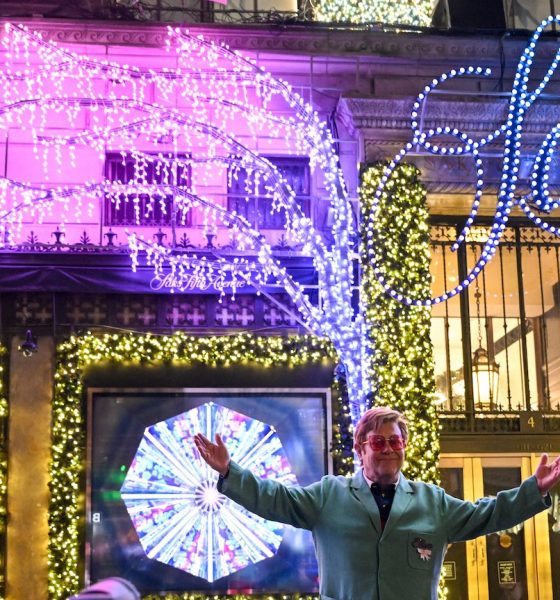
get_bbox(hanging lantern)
[472,346,499,410]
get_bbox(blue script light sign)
[369,15,560,306]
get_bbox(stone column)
[6,335,53,600]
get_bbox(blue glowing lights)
[369,15,560,306]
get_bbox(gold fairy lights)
[314,0,432,27]
[49,332,335,600]
[360,163,439,485]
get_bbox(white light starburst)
[120,402,297,582]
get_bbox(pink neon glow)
[0,23,370,422]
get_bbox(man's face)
[355,420,405,484]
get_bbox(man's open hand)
[534,453,560,494]
[194,432,230,476]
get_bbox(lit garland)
[0,343,7,600]
[314,0,431,26]
[330,365,354,476]
[49,332,335,600]
[360,164,438,484]
[0,24,372,420]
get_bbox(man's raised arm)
[193,431,322,530]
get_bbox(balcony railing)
[438,408,560,435]
[0,0,315,25]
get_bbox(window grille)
[104,153,192,227]
[227,156,310,229]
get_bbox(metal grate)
[104,153,192,227]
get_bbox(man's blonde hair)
[353,407,408,448]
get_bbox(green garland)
[330,365,354,476]
[314,0,432,26]
[49,332,336,600]
[0,343,8,600]
[360,163,439,484]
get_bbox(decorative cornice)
[2,16,559,64]
[341,96,560,137]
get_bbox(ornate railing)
[438,408,560,434]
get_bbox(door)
[439,456,546,600]
[529,454,560,600]
[439,461,471,600]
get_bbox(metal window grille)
[227,156,310,229]
[431,219,560,415]
[104,153,192,227]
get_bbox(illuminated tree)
[0,24,370,423]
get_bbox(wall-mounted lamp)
[18,330,38,357]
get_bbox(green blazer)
[219,461,550,600]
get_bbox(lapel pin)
[412,537,433,561]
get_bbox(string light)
[330,365,354,477]
[370,15,560,307]
[0,24,371,418]
[314,0,431,26]
[49,332,335,600]
[360,164,439,485]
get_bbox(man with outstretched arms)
[195,407,560,600]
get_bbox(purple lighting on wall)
[0,22,372,421]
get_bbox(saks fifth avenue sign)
[149,271,249,293]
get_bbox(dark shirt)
[370,482,396,529]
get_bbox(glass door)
[439,459,472,600]
[440,456,547,600]
[476,460,529,600]
[529,454,560,600]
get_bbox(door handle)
[478,540,486,566]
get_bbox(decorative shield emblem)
[120,402,297,581]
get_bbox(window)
[228,156,310,229]
[431,221,560,413]
[104,153,191,227]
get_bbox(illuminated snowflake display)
[120,402,297,582]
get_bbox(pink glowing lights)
[0,24,369,420]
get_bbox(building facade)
[0,8,559,600]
